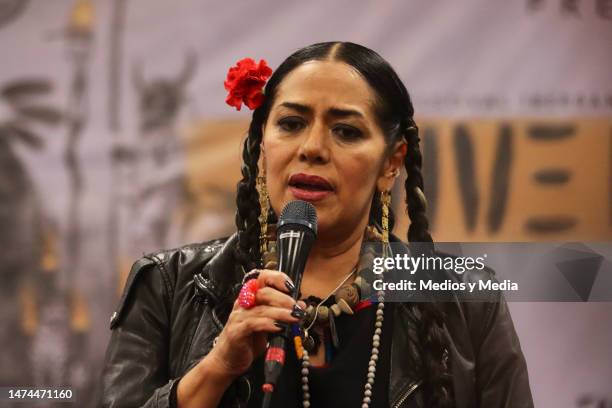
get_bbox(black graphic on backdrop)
[488,124,513,233]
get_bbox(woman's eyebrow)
[278,102,312,114]
[327,107,364,119]
[278,102,364,119]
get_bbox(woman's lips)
[289,187,332,201]
[288,173,334,201]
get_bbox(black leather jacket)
[98,234,533,408]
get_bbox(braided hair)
[234,42,453,407]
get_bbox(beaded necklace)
[261,225,387,408]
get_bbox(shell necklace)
[299,284,385,408]
[262,225,386,408]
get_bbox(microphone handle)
[261,287,297,404]
[262,229,313,407]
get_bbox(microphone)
[261,200,317,407]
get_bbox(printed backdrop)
[0,0,611,406]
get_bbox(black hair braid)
[403,124,432,244]
[234,108,266,275]
[403,123,453,408]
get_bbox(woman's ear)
[376,141,407,192]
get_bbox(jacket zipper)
[392,380,422,408]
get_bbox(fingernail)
[274,321,286,329]
[284,279,296,293]
[291,304,305,319]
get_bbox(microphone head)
[278,200,317,236]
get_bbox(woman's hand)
[177,269,304,408]
[206,269,305,376]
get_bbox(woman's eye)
[333,124,363,141]
[277,117,306,132]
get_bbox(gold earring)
[387,168,400,178]
[381,190,391,245]
[256,173,269,254]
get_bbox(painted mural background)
[0,1,610,406]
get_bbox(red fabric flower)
[224,58,273,111]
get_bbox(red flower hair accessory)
[224,58,273,111]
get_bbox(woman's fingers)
[238,268,304,311]
[255,286,295,309]
[247,304,299,324]
[255,269,296,294]
[215,273,309,375]
[226,268,308,341]
[236,317,282,337]
[227,306,300,339]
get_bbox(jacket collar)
[200,233,241,301]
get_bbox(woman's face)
[262,60,402,241]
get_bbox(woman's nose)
[298,122,330,164]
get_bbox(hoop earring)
[256,173,269,254]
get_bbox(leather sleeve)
[475,296,534,408]
[98,257,177,408]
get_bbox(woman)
[99,42,533,408]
